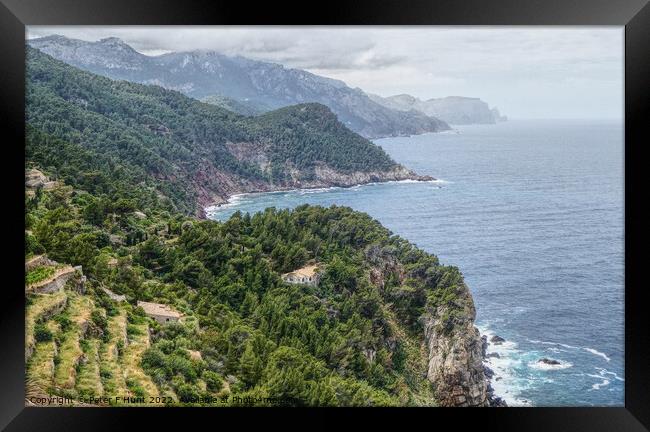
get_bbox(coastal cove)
[207,119,625,406]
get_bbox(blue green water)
[207,119,624,406]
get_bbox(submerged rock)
[538,358,561,365]
[490,335,505,345]
[490,396,508,407]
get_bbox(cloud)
[26,26,623,119]
[280,49,406,71]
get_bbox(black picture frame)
[1,0,648,430]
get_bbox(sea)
[206,119,625,406]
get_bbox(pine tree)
[239,342,262,388]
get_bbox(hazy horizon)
[27,26,624,120]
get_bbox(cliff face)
[201,165,432,217]
[422,283,490,407]
[370,94,506,126]
[417,97,499,125]
[365,243,493,407]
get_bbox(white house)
[137,301,183,324]
[281,264,321,286]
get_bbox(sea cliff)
[423,292,489,407]
[422,279,505,407]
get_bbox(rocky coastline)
[422,277,507,407]
[200,165,435,218]
[480,334,508,407]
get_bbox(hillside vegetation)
[27,47,418,217]
[25,45,486,407]
[25,174,478,406]
[29,35,450,139]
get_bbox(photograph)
[21,25,626,408]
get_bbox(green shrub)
[34,322,53,342]
[126,324,142,337]
[142,347,167,371]
[167,354,197,382]
[126,378,145,399]
[26,266,56,285]
[54,315,72,332]
[175,383,201,402]
[99,367,112,379]
[203,370,224,393]
[91,309,109,341]
[91,309,108,330]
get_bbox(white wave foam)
[591,379,610,390]
[528,360,573,371]
[528,339,581,350]
[205,177,448,216]
[528,339,611,363]
[587,374,611,390]
[426,178,451,185]
[594,367,624,382]
[478,326,532,406]
[205,193,249,215]
[583,348,611,362]
[297,187,338,195]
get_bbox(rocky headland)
[422,280,506,407]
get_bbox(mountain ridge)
[28,35,450,139]
[26,46,432,218]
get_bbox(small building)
[25,168,57,190]
[281,264,321,286]
[137,301,183,324]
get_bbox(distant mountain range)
[29,35,453,139]
[369,94,507,125]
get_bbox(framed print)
[0,0,648,430]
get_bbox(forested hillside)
[25,173,488,405]
[25,46,492,408]
[27,47,424,217]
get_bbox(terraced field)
[122,320,161,403]
[26,320,60,397]
[25,289,67,361]
[25,286,165,406]
[99,309,130,399]
[76,339,104,397]
[53,294,94,391]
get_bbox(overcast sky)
[27,26,624,120]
